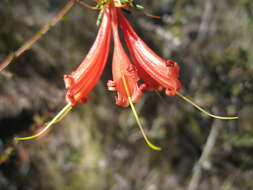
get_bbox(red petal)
[64,8,111,106]
[108,7,142,107]
[118,9,181,95]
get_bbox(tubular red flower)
[64,8,111,106]
[118,9,182,96]
[14,2,239,145]
[107,6,142,107]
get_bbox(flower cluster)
[15,1,238,148]
[64,4,181,107]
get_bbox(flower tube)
[118,9,181,96]
[107,6,142,107]
[64,7,111,106]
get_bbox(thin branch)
[196,0,214,45]
[188,119,222,190]
[0,1,76,72]
[0,140,17,164]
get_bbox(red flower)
[64,7,111,106]
[14,2,238,144]
[117,8,182,96]
[107,6,143,107]
[106,6,161,151]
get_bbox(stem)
[0,1,75,72]
[74,0,99,10]
[188,119,222,190]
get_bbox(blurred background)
[0,0,253,189]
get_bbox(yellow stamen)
[15,103,72,141]
[122,76,161,151]
[176,92,239,120]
